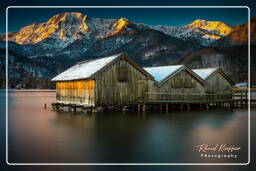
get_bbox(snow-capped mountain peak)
[9,12,91,44]
[152,19,233,46]
[189,19,232,36]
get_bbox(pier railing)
[141,92,233,102]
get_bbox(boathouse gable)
[159,68,207,93]
[193,68,234,93]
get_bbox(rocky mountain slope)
[213,16,256,46]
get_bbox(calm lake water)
[2,91,252,164]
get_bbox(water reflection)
[6,91,248,163]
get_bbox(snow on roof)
[51,53,122,81]
[143,65,184,82]
[192,68,218,80]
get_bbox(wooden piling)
[187,104,190,111]
[171,105,175,111]
[180,104,183,111]
[206,104,209,110]
[160,104,163,112]
[74,105,76,112]
[200,104,203,110]
[142,104,146,112]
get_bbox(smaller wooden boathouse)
[193,68,234,93]
[193,68,234,101]
[143,65,207,101]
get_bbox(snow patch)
[51,53,122,81]
[193,68,218,79]
[144,65,183,82]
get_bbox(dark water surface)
[4,91,250,164]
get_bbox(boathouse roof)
[52,53,154,81]
[144,65,207,86]
[193,68,234,85]
[143,65,184,82]
[51,53,122,81]
[192,68,218,80]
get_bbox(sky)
[0,0,255,33]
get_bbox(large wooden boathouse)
[51,53,155,107]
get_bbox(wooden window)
[171,78,182,88]
[118,67,128,82]
[184,78,194,88]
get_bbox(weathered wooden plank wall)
[151,70,206,101]
[56,80,95,105]
[206,72,232,93]
[94,58,152,105]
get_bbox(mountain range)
[0,12,255,88]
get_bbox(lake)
[2,91,251,164]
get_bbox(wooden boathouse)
[143,65,207,101]
[193,68,234,93]
[51,53,155,110]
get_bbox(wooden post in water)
[166,104,168,113]
[51,104,55,111]
[240,92,242,105]
[160,104,163,112]
[200,104,203,110]
[171,104,175,111]
[187,104,190,111]
[138,104,140,112]
[206,104,209,110]
[217,102,221,109]
[142,104,146,112]
[73,105,76,113]
[92,107,97,113]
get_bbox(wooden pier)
[136,89,256,112]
